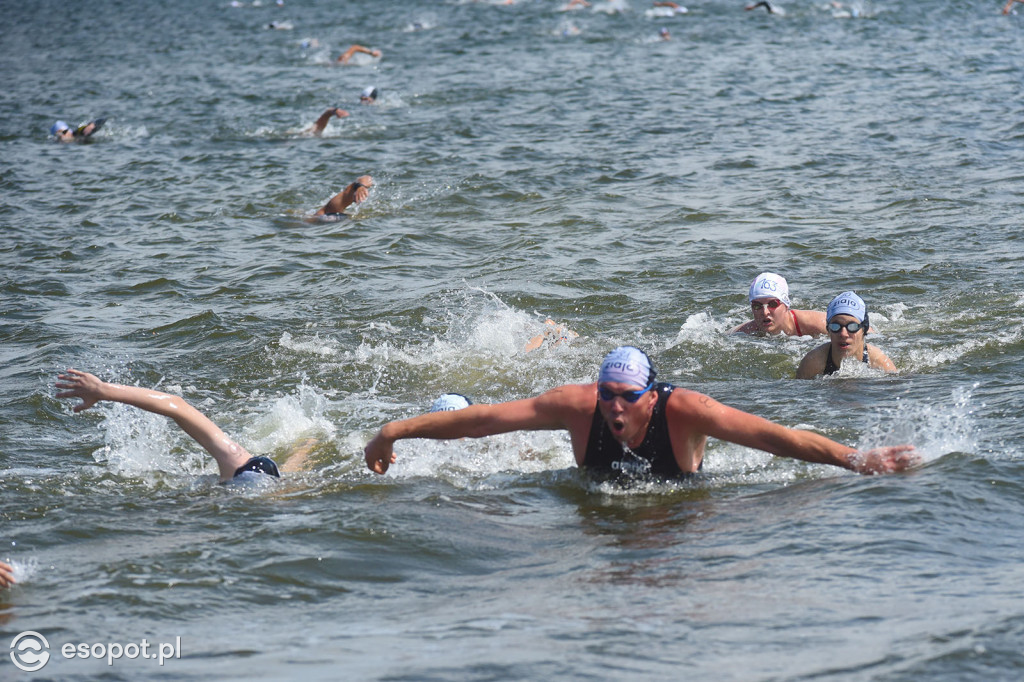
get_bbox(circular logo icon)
[10,631,51,672]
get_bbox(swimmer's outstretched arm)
[56,369,252,482]
[308,107,349,136]
[675,390,919,474]
[337,44,382,64]
[0,561,14,588]
[364,386,590,474]
[314,175,374,216]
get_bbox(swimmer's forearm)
[379,412,474,442]
[758,427,857,470]
[380,405,533,442]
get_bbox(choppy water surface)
[3,0,1024,678]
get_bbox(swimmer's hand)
[55,369,108,413]
[848,445,920,474]
[364,432,397,475]
[349,175,373,204]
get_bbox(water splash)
[5,556,40,586]
[856,384,981,464]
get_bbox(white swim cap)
[827,291,866,322]
[748,272,791,307]
[50,120,69,135]
[430,393,471,412]
[360,86,378,100]
[598,346,656,388]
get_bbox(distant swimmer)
[0,561,14,588]
[337,44,382,64]
[313,175,373,219]
[796,291,896,379]
[1003,0,1023,13]
[524,318,579,353]
[593,0,629,13]
[730,272,827,337]
[304,106,349,136]
[56,369,282,483]
[659,26,671,40]
[646,1,688,15]
[558,0,590,10]
[267,20,293,30]
[745,0,785,14]
[824,1,861,18]
[50,118,106,142]
[365,345,919,478]
[360,86,379,104]
[430,393,473,412]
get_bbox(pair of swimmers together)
[731,272,896,378]
[54,343,918,494]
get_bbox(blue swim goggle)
[598,381,654,403]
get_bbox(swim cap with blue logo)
[748,272,791,307]
[430,393,471,412]
[827,291,866,322]
[51,120,70,135]
[598,346,656,388]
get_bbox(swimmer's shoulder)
[729,320,757,335]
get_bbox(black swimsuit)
[582,383,692,479]
[823,347,869,376]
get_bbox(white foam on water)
[278,330,341,357]
[855,384,983,465]
[93,396,206,478]
[4,555,39,586]
[244,381,338,455]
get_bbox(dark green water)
[2,0,1024,678]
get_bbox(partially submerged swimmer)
[360,86,379,104]
[313,175,374,219]
[430,393,472,412]
[730,272,827,337]
[50,118,106,142]
[796,291,896,379]
[337,44,382,64]
[525,318,579,353]
[651,1,688,12]
[56,369,283,483]
[745,0,785,14]
[365,345,920,479]
[304,106,349,136]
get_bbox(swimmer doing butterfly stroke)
[365,346,920,479]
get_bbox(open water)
[3,0,1024,679]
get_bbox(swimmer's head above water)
[826,290,869,328]
[231,455,281,479]
[360,86,379,103]
[749,272,792,308]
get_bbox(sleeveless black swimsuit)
[823,347,869,375]
[582,383,691,478]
